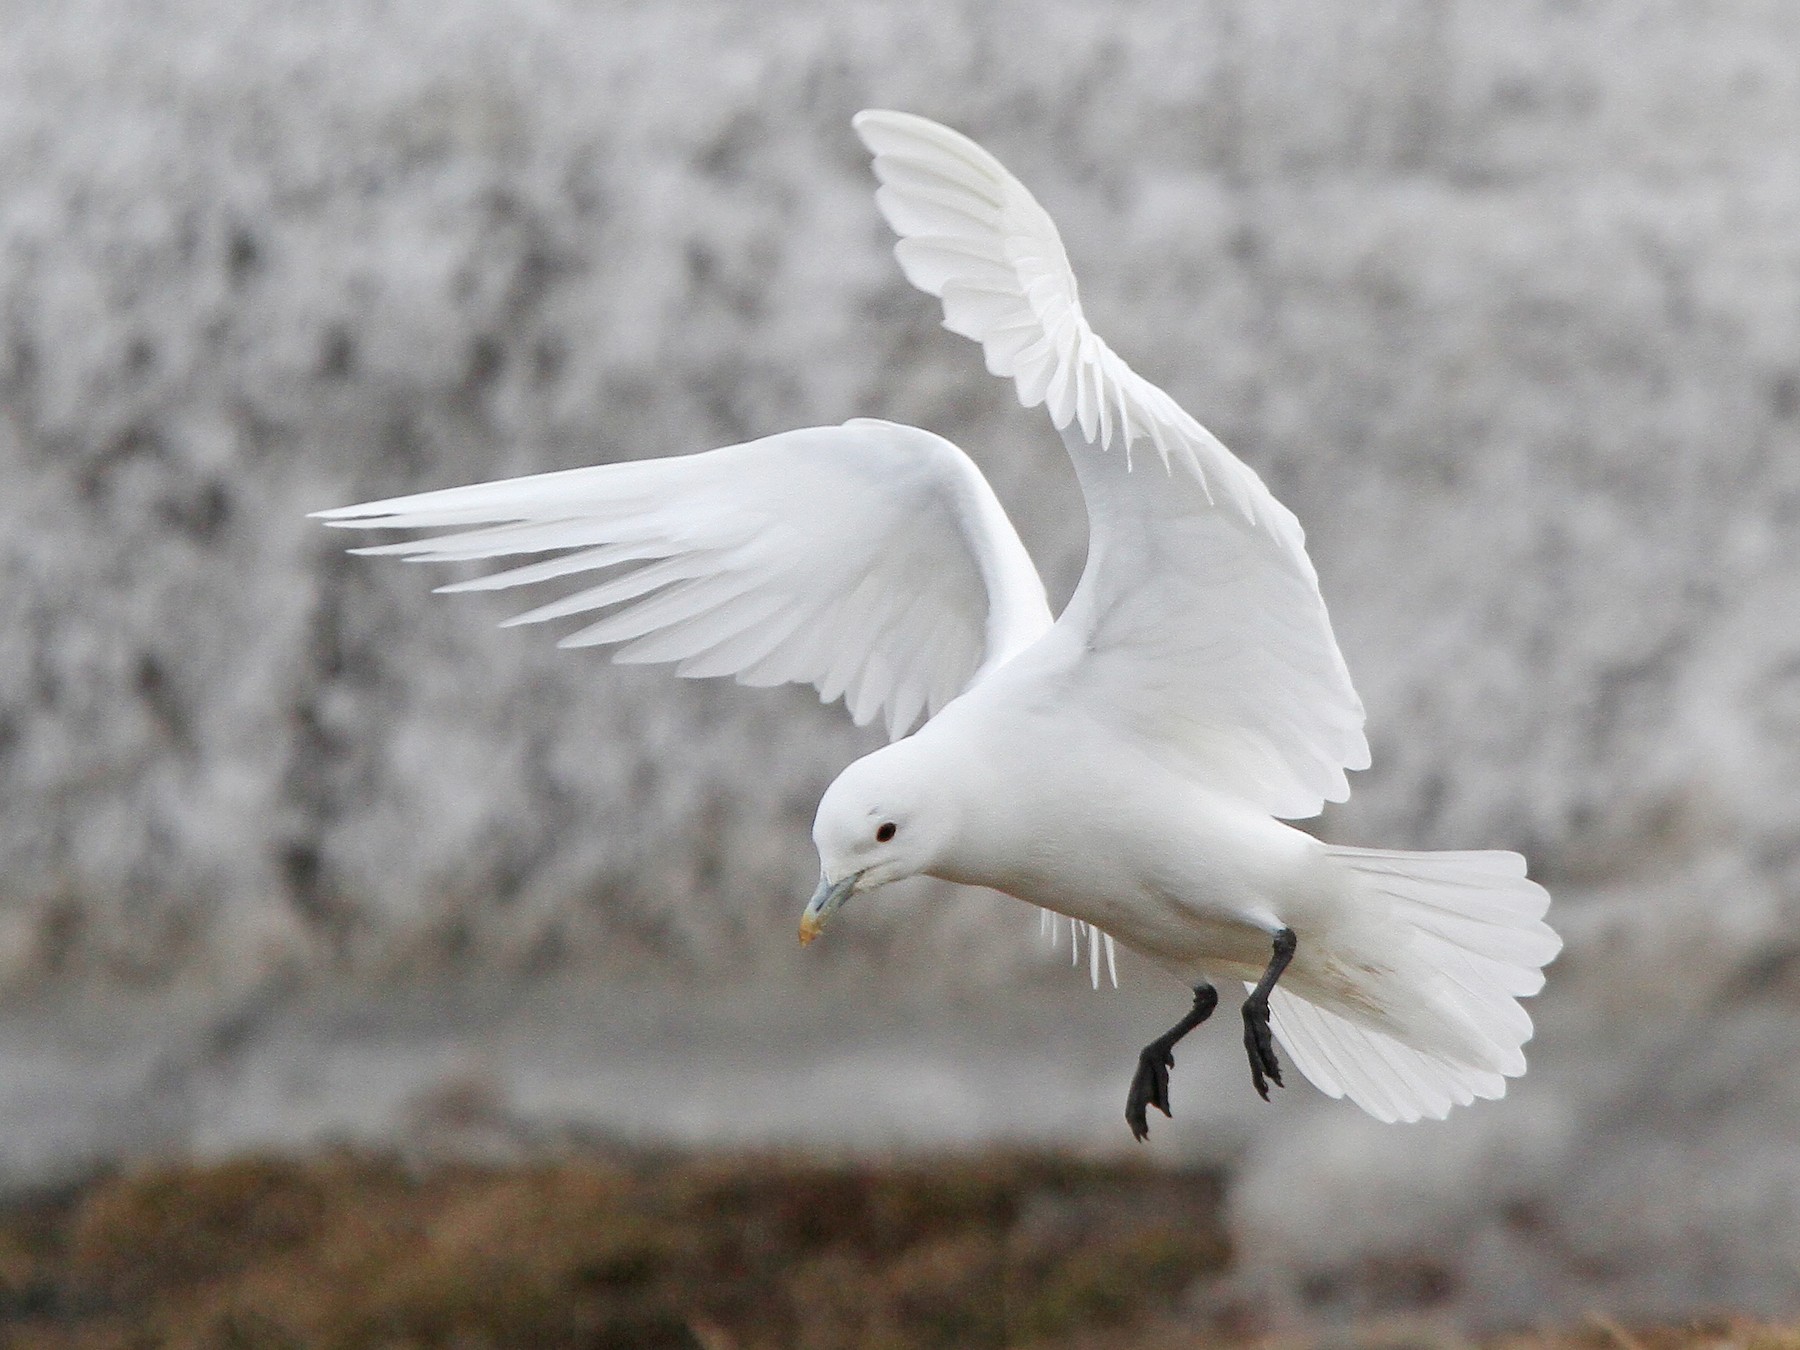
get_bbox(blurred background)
[3,0,1800,1341]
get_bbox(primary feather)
[854,110,1368,818]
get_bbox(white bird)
[314,110,1562,1137]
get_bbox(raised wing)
[312,419,1052,740]
[856,111,1368,816]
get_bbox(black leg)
[1242,928,1297,1101]
[1126,983,1219,1141]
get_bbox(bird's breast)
[937,771,1318,977]
[917,694,1335,975]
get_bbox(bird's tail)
[1268,846,1562,1123]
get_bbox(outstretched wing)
[856,111,1367,817]
[313,419,1052,740]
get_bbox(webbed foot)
[1126,1044,1174,1141]
[1242,1000,1284,1099]
[1124,982,1218,1141]
[1242,927,1298,1102]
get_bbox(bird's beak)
[799,871,860,946]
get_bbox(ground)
[0,1151,1789,1350]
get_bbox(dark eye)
[875,822,897,843]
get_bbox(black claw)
[1126,1045,1174,1141]
[1243,1002,1284,1100]
[1124,983,1218,1141]
[1240,927,1296,1103]
[1245,1018,1267,1100]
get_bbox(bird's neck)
[903,703,1059,897]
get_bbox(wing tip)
[852,107,931,137]
[310,505,383,524]
[851,108,916,156]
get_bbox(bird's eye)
[875,822,897,843]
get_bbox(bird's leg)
[1242,927,1298,1100]
[1126,982,1219,1141]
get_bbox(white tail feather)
[1269,846,1561,1123]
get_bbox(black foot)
[1242,927,1298,1102]
[1124,983,1218,1141]
[1242,1000,1284,1100]
[1126,1044,1174,1142]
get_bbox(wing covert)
[856,111,1368,815]
[313,420,1052,740]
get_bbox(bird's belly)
[987,849,1291,984]
[1054,886,1278,982]
[933,720,1337,983]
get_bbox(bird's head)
[800,740,945,946]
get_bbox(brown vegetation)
[0,1151,1230,1348]
[0,1153,1791,1350]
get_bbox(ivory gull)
[314,111,1562,1138]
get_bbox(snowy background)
[3,0,1800,1331]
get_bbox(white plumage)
[319,420,1052,742]
[316,110,1562,1132]
[860,109,1369,820]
